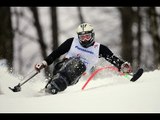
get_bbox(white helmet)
[76,23,95,48]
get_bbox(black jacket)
[44,37,125,70]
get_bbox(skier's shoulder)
[65,37,74,43]
[99,43,113,56]
[61,37,74,47]
[100,43,111,51]
[65,36,81,44]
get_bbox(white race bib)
[65,37,100,73]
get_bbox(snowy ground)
[0,65,160,113]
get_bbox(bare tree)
[50,7,59,50]
[77,7,85,23]
[29,7,47,58]
[12,7,24,74]
[136,7,142,66]
[147,7,160,69]
[118,7,135,66]
[29,7,49,76]
[0,7,14,72]
[49,7,59,75]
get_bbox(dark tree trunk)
[147,7,160,69]
[137,7,142,66]
[29,7,49,76]
[50,7,59,76]
[77,7,85,23]
[50,7,58,50]
[118,7,134,65]
[0,7,14,72]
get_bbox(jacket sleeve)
[44,38,73,65]
[99,44,125,70]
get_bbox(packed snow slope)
[0,65,160,113]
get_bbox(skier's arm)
[99,44,132,73]
[35,38,73,72]
[44,38,73,65]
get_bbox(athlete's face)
[79,33,92,42]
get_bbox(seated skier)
[35,23,132,95]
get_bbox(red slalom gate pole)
[81,66,125,90]
[82,67,106,90]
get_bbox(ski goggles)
[79,33,92,41]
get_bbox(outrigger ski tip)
[8,70,38,93]
[130,68,144,82]
[8,87,15,92]
[9,83,21,92]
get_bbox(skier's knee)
[59,57,86,85]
